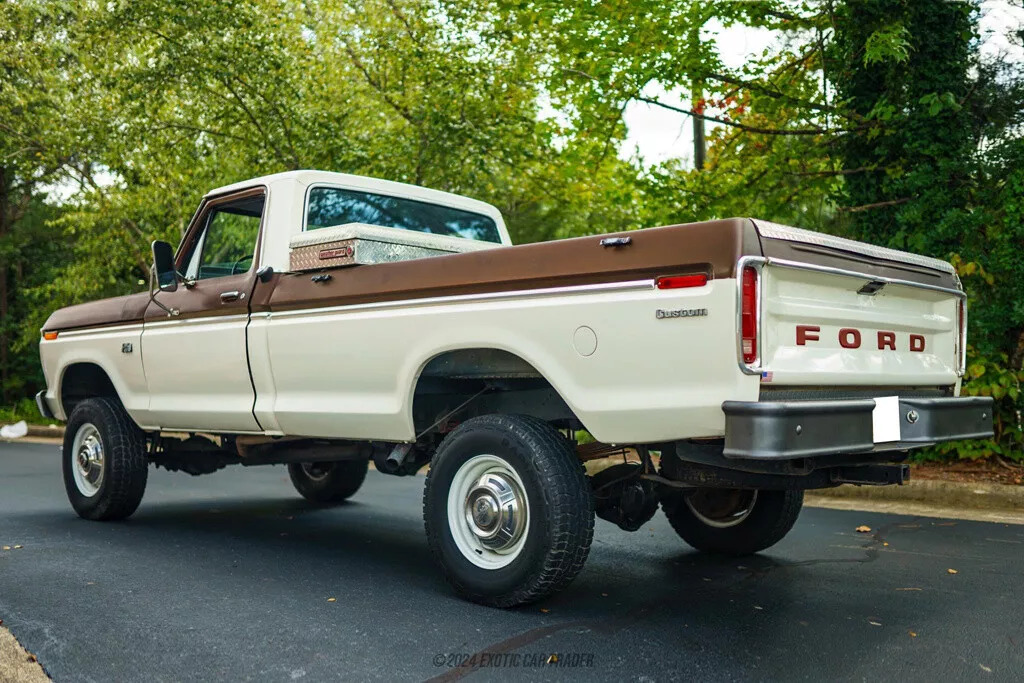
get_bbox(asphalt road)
[1,442,1022,683]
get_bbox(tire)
[288,460,368,503]
[62,397,148,521]
[423,414,594,607]
[661,487,803,555]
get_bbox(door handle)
[220,290,242,303]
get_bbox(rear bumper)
[722,396,994,459]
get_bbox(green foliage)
[919,348,1024,462]
[0,397,55,427]
[863,23,911,65]
[0,0,1020,464]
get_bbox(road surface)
[1,442,1021,681]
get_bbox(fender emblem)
[121,343,133,354]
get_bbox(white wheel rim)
[447,454,529,569]
[685,489,759,529]
[71,423,105,497]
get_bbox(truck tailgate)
[758,260,962,386]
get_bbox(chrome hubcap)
[463,472,526,552]
[71,423,104,497]
[447,454,530,569]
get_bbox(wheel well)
[60,363,118,416]
[412,349,578,435]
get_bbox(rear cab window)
[305,186,502,244]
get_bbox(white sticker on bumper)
[872,396,901,443]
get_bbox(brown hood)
[43,291,151,333]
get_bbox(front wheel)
[661,487,803,555]
[423,415,594,607]
[62,397,148,521]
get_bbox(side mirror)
[151,240,178,292]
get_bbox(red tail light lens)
[741,266,758,365]
[957,298,966,371]
[656,273,708,289]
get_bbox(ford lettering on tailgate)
[795,325,926,352]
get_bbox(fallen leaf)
[601,593,608,597]
[1,546,9,551]
[980,664,992,673]
[327,597,336,603]
[753,605,763,611]
[13,545,22,549]
[869,621,882,626]
[540,608,549,613]
[947,568,959,575]
[883,542,889,547]
[798,620,809,627]
[546,654,558,664]
[909,631,917,637]
[855,525,872,533]
[896,587,922,591]
[26,655,36,663]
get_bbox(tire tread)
[423,414,594,607]
[63,397,148,521]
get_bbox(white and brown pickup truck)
[37,170,993,606]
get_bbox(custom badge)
[655,308,708,319]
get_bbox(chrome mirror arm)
[148,267,180,317]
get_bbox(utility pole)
[692,86,706,171]
[690,24,706,170]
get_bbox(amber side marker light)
[43,331,58,341]
[656,274,708,289]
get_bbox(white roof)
[206,170,504,225]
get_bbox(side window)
[182,194,264,281]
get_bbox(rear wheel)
[661,487,803,555]
[287,460,368,503]
[62,397,148,521]
[423,415,594,607]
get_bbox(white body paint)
[38,171,964,444]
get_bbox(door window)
[181,194,264,281]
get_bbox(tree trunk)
[0,167,9,403]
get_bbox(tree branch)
[837,197,912,212]
[634,96,859,136]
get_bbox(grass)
[0,397,59,428]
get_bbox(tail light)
[957,298,966,374]
[741,266,758,365]
[656,273,708,289]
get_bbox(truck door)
[140,188,264,432]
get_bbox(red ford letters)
[796,325,925,352]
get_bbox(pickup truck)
[37,170,994,607]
